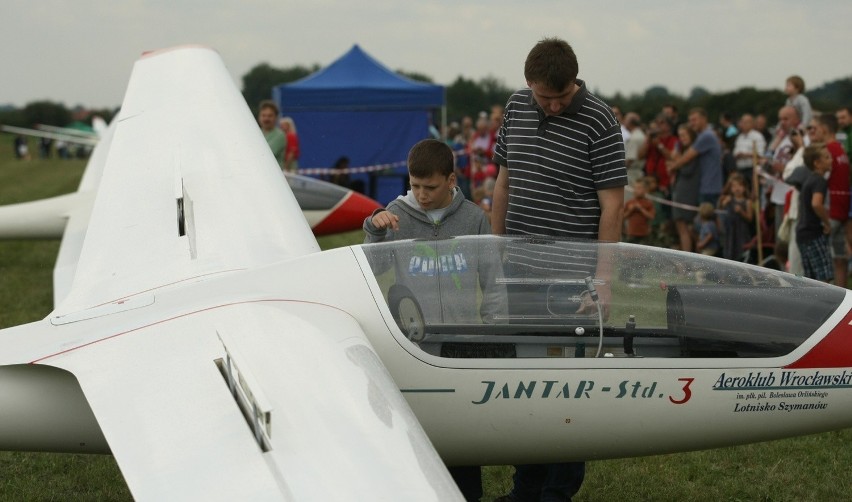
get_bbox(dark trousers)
[449,465,482,501]
[503,261,588,501]
[511,462,585,502]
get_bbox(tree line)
[3,63,849,130]
[241,62,850,127]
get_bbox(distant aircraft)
[1,124,99,147]
[1,123,382,238]
[2,46,851,501]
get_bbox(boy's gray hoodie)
[362,189,505,325]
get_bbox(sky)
[2,0,851,110]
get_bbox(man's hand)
[575,283,611,320]
[371,210,400,231]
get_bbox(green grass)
[2,132,852,501]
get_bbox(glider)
[1,124,100,147]
[1,46,851,501]
[1,123,379,240]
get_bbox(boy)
[363,138,502,322]
[365,139,488,238]
[695,202,720,256]
[363,138,505,501]
[622,177,656,245]
[796,143,833,282]
[785,75,813,128]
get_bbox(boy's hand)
[371,210,400,231]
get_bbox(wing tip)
[141,45,217,60]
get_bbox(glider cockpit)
[360,236,844,361]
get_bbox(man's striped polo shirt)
[493,80,627,239]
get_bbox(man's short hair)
[803,143,826,170]
[787,75,806,93]
[688,107,708,119]
[625,112,641,127]
[408,139,454,178]
[815,113,839,134]
[524,37,578,91]
[258,99,279,115]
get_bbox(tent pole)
[441,105,447,140]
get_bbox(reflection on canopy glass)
[360,236,844,359]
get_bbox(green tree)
[241,63,316,115]
[807,76,852,112]
[396,70,434,84]
[446,76,487,121]
[20,101,71,127]
[644,85,670,100]
[478,75,513,110]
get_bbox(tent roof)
[275,45,444,111]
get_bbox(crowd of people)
[441,78,852,286]
[11,134,90,160]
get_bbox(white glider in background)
[2,46,852,501]
[37,117,107,139]
[1,124,100,147]
[2,122,380,241]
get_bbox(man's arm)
[812,192,831,234]
[576,186,624,319]
[637,137,650,160]
[491,165,509,234]
[597,186,625,242]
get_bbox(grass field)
[2,132,852,501]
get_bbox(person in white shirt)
[732,114,767,188]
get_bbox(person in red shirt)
[639,115,678,194]
[622,178,656,244]
[807,113,850,287]
[280,117,300,173]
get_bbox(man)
[667,108,722,206]
[732,113,767,187]
[807,114,850,288]
[837,106,852,155]
[755,113,773,146]
[491,37,627,502]
[766,106,802,232]
[623,112,646,192]
[718,111,739,151]
[257,100,286,168]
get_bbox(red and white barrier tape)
[298,159,408,176]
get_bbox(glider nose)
[311,190,382,236]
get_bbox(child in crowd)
[622,178,656,245]
[644,175,669,246]
[785,75,813,127]
[795,143,833,282]
[719,174,753,261]
[695,202,720,256]
[362,138,504,501]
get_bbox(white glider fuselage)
[5,243,851,468]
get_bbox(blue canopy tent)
[272,45,445,204]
